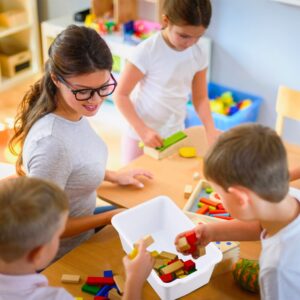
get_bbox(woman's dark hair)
[10,25,113,175]
[163,0,212,27]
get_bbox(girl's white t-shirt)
[126,31,209,139]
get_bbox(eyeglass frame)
[56,73,117,101]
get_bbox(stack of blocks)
[177,230,206,257]
[129,234,203,284]
[80,270,124,300]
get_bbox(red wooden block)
[208,209,226,214]
[160,273,175,283]
[94,297,108,300]
[217,203,225,210]
[185,231,197,245]
[86,277,115,286]
[183,260,196,272]
[188,244,197,253]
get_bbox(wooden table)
[98,126,300,208]
[42,225,261,300]
[43,125,300,299]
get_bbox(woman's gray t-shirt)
[23,113,108,259]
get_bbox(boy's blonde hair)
[204,124,289,203]
[0,177,68,262]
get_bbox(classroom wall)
[206,0,300,144]
[37,0,90,22]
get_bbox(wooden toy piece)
[94,296,109,300]
[134,234,154,248]
[128,246,138,260]
[74,298,83,300]
[154,258,167,271]
[61,274,81,283]
[205,187,213,194]
[81,283,101,295]
[198,246,206,257]
[177,236,191,252]
[96,284,113,297]
[184,184,193,199]
[150,250,159,257]
[144,131,188,160]
[113,275,125,295]
[193,171,200,180]
[185,231,197,245]
[209,192,222,203]
[160,273,175,283]
[160,260,184,275]
[175,269,185,277]
[196,204,209,214]
[200,197,219,207]
[104,270,113,277]
[183,260,196,272]
[179,146,197,158]
[158,251,178,260]
[86,276,115,286]
[108,288,122,300]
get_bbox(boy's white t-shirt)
[259,193,300,300]
[126,31,208,139]
[0,273,73,300]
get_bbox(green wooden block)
[205,187,213,194]
[156,131,187,152]
[81,283,101,295]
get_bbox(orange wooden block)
[196,204,209,214]
[200,197,218,207]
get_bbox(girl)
[10,25,152,259]
[114,0,218,164]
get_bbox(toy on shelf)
[143,131,188,160]
[232,258,259,293]
[209,90,253,117]
[123,19,161,45]
[183,180,234,221]
[84,13,119,35]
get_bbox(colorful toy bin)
[185,82,263,131]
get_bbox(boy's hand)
[175,224,212,259]
[123,240,154,288]
[139,127,163,148]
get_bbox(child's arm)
[289,166,300,181]
[104,169,153,188]
[191,69,220,145]
[114,62,163,148]
[61,209,125,238]
[175,220,262,258]
[122,240,154,300]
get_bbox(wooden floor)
[0,74,123,170]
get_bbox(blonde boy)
[0,177,153,300]
[176,124,300,299]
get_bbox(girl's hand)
[174,224,212,259]
[139,127,163,148]
[206,128,222,146]
[123,240,154,288]
[115,169,153,188]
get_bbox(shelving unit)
[0,0,41,91]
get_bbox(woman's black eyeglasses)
[57,73,117,101]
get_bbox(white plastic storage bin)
[111,196,222,300]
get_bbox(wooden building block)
[81,283,101,295]
[134,234,154,248]
[86,276,114,286]
[108,288,122,300]
[160,260,184,275]
[158,251,178,260]
[184,185,193,199]
[61,274,81,283]
[113,275,125,295]
[154,258,166,271]
[177,236,191,252]
[198,246,206,257]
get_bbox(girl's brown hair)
[163,0,212,27]
[10,25,113,175]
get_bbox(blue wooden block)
[96,285,113,297]
[103,270,113,277]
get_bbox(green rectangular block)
[156,131,187,152]
[81,283,101,295]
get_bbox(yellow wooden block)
[179,147,197,158]
[178,274,187,279]
[128,247,138,260]
[175,269,185,277]
[160,260,184,275]
[151,250,159,257]
[61,274,81,283]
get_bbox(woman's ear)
[50,73,60,88]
